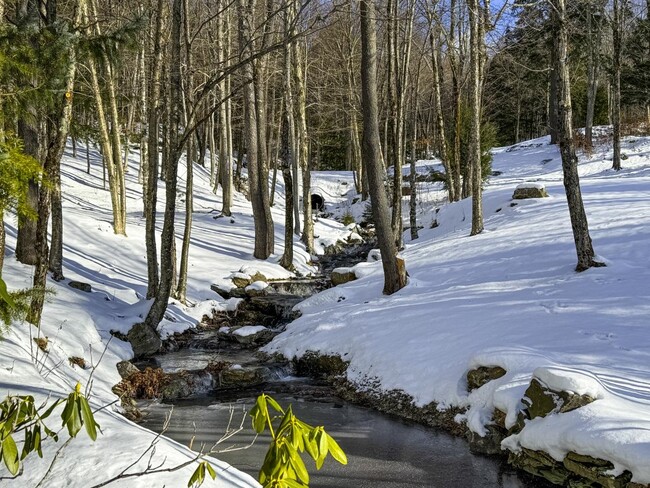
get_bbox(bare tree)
[552,0,604,271]
[360,0,407,295]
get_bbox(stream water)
[137,244,550,487]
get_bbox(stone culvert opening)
[310,193,325,212]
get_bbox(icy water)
[140,387,549,488]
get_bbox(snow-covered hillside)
[267,134,650,484]
[1,131,650,486]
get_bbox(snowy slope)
[267,134,650,484]
[0,144,352,487]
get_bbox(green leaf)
[0,278,15,309]
[265,395,284,414]
[40,398,63,420]
[187,463,204,487]
[79,396,99,441]
[282,479,308,488]
[324,433,347,465]
[21,429,32,460]
[204,461,217,480]
[2,434,19,475]
[34,426,43,457]
[62,395,82,438]
[287,443,309,484]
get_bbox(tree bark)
[29,0,84,324]
[144,0,166,299]
[143,0,183,333]
[553,0,603,272]
[429,26,455,201]
[612,0,622,170]
[468,0,483,236]
[360,0,407,295]
[585,0,604,149]
[279,112,294,270]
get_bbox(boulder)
[230,272,252,288]
[218,365,266,388]
[331,267,357,286]
[127,322,162,358]
[522,378,596,420]
[228,325,275,346]
[245,281,269,297]
[512,183,549,199]
[210,283,246,299]
[68,280,92,293]
[116,360,140,379]
[160,370,213,400]
[466,365,507,391]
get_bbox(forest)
[1,0,650,487]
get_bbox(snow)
[515,182,546,190]
[245,281,268,292]
[3,130,650,485]
[232,326,268,337]
[266,131,650,484]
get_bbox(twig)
[34,438,73,488]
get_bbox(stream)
[136,244,550,487]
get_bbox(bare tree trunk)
[553,0,603,272]
[141,0,183,342]
[175,0,194,304]
[468,0,483,236]
[585,0,604,148]
[239,0,273,259]
[429,26,454,201]
[549,41,559,145]
[144,0,165,299]
[360,0,407,295]
[612,0,623,170]
[294,39,313,253]
[138,37,148,185]
[15,124,41,265]
[279,110,294,270]
[29,0,84,324]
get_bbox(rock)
[127,322,162,358]
[230,272,252,288]
[563,452,631,488]
[324,241,345,255]
[468,424,505,455]
[250,271,268,283]
[512,183,549,199]
[295,351,349,378]
[68,280,92,293]
[347,232,363,244]
[210,283,246,299]
[466,365,507,391]
[160,370,213,400]
[116,360,140,379]
[367,249,381,262]
[508,448,571,486]
[218,365,266,388]
[331,267,357,286]
[245,281,268,297]
[228,325,276,346]
[523,378,596,420]
[509,448,634,488]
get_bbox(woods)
[0,0,648,324]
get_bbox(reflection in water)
[139,392,549,488]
